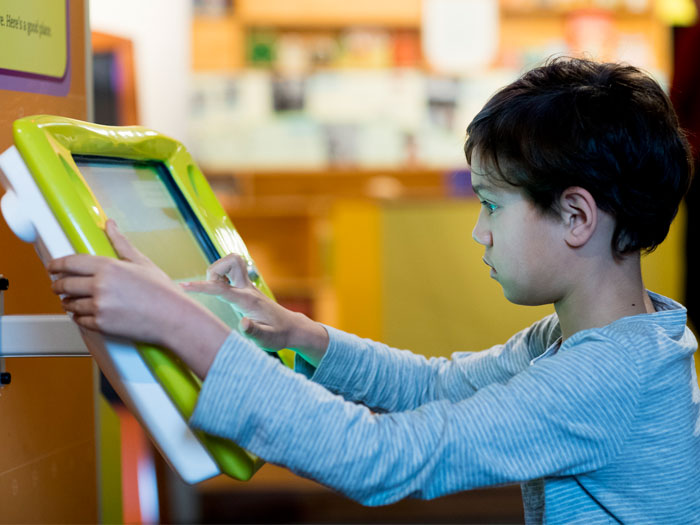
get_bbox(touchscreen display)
[75,157,241,331]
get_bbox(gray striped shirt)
[191,291,700,523]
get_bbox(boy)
[49,58,700,523]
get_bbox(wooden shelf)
[206,167,458,324]
[236,0,422,28]
[192,1,669,73]
[501,6,653,18]
[206,167,453,203]
[192,16,244,70]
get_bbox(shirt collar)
[530,291,688,366]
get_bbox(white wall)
[90,0,191,143]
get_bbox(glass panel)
[76,158,241,331]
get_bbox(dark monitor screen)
[74,156,241,331]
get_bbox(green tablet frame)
[13,115,295,480]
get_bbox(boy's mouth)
[482,257,497,275]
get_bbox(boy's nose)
[472,227,491,246]
[472,215,492,246]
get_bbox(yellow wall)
[334,198,688,359]
[381,200,552,355]
[332,201,383,341]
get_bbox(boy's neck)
[554,253,655,341]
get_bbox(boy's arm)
[185,253,560,411]
[298,317,559,412]
[190,329,639,505]
[47,225,552,412]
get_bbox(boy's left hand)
[48,220,197,347]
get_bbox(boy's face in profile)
[470,153,567,306]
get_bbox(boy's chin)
[502,286,553,307]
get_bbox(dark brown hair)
[465,57,694,256]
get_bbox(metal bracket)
[0,275,8,386]
[0,276,89,388]
[0,315,90,357]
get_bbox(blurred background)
[88,0,699,523]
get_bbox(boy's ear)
[558,187,597,248]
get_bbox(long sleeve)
[299,315,560,412]
[190,327,638,506]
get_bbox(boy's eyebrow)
[471,183,496,196]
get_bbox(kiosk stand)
[0,115,292,484]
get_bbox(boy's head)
[464,57,693,258]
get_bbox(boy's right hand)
[181,254,328,366]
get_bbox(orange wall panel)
[0,1,99,522]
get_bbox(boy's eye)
[480,200,498,214]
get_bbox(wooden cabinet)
[209,168,450,323]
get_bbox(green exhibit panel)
[0,115,294,483]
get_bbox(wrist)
[162,295,231,379]
[288,312,329,367]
